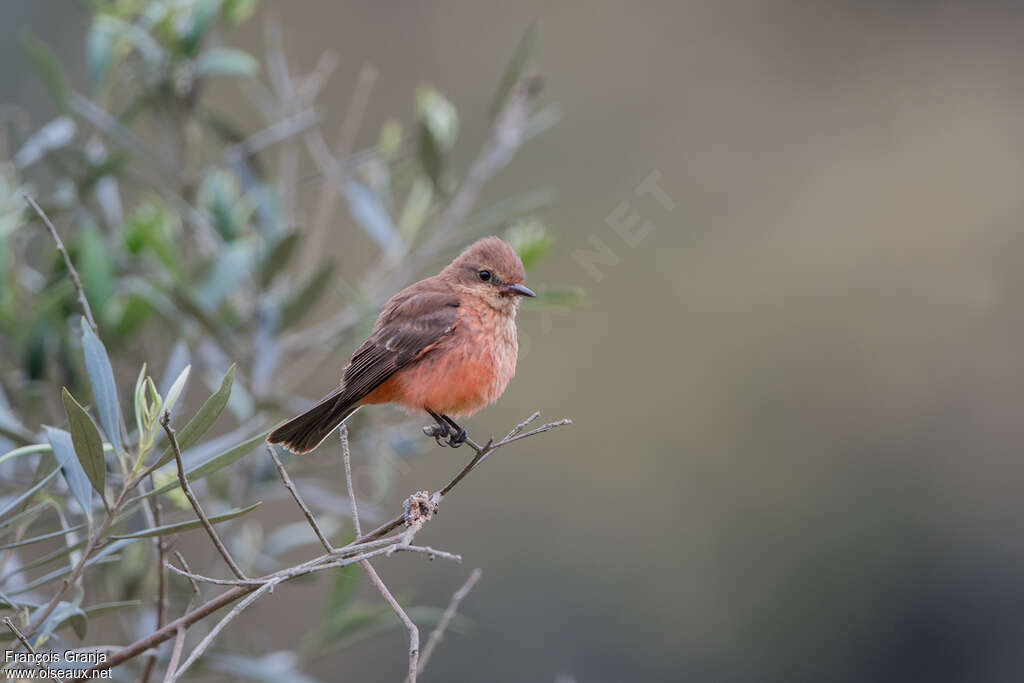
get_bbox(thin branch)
[169,577,283,682]
[173,551,201,602]
[22,193,98,335]
[84,415,563,676]
[3,617,60,681]
[342,421,419,682]
[414,568,483,680]
[139,494,166,683]
[159,411,246,580]
[162,553,199,683]
[354,415,572,544]
[164,542,460,588]
[362,560,419,683]
[267,445,333,553]
[339,424,361,537]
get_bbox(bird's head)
[444,236,535,312]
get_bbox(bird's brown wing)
[337,287,460,405]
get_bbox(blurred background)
[5,1,1024,681]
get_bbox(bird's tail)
[267,388,359,454]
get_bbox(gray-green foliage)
[0,1,561,678]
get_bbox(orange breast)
[361,305,518,417]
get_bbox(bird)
[267,236,535,454]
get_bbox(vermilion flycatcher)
[267,236,535,454]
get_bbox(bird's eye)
[477,270,492,282]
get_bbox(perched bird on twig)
[267,236,535,454]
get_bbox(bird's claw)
[423,421,450,447]
[444,426,467,448]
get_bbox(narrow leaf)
[261,232,300,287]
[490,24,537,120]
[83,600,141,616]
[110,501,262,539]
[139,430,269,501]
[35,601,87,642]
[60,388,107,501]
[0,467,61,521]
[279,262,336,330]
[150,364,236,470]
[162,364,191,415]
[0,525,85,551]
[343,180,404,263]
[81,317,124,458]
[195,47,259,78]
[44,426,94,520]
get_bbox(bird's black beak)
[504,283,536,298]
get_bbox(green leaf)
[15,540,132,596]
[0,467,61,521]
[417,121,445,194]
[83,600,141,617]
[0,536,86,577]
[222,0,258,25]
[60,388,107,502]
[110,501,261,539]
[35,600,87,642]
[261,232,300,287]
[150,364,236,470]
[78,223,115,321]
[21,32,70,111]
[81,317,124,459]
[163,364,191,416]
[139,430,269,501]
[0,501,50,540]
[195,47,259,78]
[505,218,552,271]
[86,16,115,88]
[279,261,336,330]
[180,0,223,56]
[489,24,537,121]
[0,525,85,551]
[44,426,94,520]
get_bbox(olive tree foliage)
[0,2,565,679]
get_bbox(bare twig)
[169,577,283,682]
[354,415,572,544]
[159,411,246,580]
[139,495,166,683]
[339,424,361,537]
[162,552,200,683]
[84,415,563,676]
[22,193,98,335]
[414,568,483,680]
[363,560,420,682]
[3,616,60,681]
[342,420,420,682]
[267,445,333,553]
[173,551,201,602]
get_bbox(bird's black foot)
[424,411,466,448]
[441,415,466,448]
[424,411,453,447]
